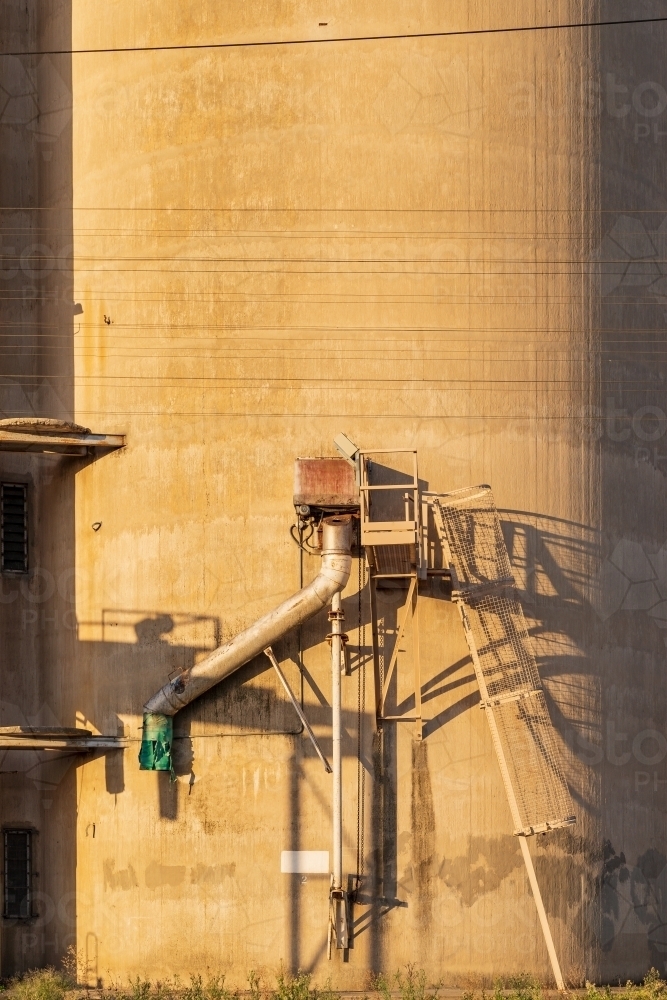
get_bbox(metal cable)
[289,521,319,555]
[3,14,667,58]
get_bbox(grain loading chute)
[138,439,575,983]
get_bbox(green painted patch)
[138,712,173,772]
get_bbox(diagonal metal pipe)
[139,515,352,770]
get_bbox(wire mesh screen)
[463,588,541,699]
[372,544,414,575]
[491,692,574,833]
[433,488,575,836]
[433,485,513,590]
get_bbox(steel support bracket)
[264,647,332,773]
[328,884,350,956]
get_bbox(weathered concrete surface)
[3,0,667,987]
[0,0,76,978]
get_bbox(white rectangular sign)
[280,850,329,874]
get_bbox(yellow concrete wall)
[69,1,599,984]
[3,0,667,987]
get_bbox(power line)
[0,295,653,304]
[2,15,667,58]
[0,409,621,419]
[0,268,639,277]
[0,255,644,262]
[0,207,666,213]
[0,322,661,335]
[0,374,654,387]
[0,351,642,361]
[0,255,655,264]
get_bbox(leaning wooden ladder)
[433,486,575,990]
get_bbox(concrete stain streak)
[190,862,236,884]
[103,859,139,891]
[438,835,523,908]
[411,739,436,930]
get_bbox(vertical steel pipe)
[330,589,343,891]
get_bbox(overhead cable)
[1,14,667,58]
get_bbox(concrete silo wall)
[2,0,667,986]
[0,0,77,977]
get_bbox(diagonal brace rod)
[519,836,565,990]
[380,576,417,711]
[264,647,332,773]
[455,602,565,990]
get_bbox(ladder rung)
[515,816,577,837]
[452,576,515,600]
[378,715,421,722]
[480,689,542,709]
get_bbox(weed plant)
[584,969,667,1000]
[493,973,542,1000]
[101,976,238,1000]
[4,962,667,1000]
[5,969,70,1000]
[373,964,439,1000]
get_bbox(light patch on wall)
[280,851,329,874]
[145,861,186,889]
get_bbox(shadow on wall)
[0,0,76,976]
[16,502,667,976]
[501,507,667,979]
[71,512,600,970]
[595,14,667,981]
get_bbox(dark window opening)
[1,483,27,574]
[4,829,32,919]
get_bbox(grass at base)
[4,965,667,1000]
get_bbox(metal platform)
[361,450,424,738]
[0,418,124,456]
[359,449,419,574]
[0,727,130,751]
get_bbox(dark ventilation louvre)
[1,483,27,574]
[4,830,32,919]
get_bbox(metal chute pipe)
[142,515,352,720]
